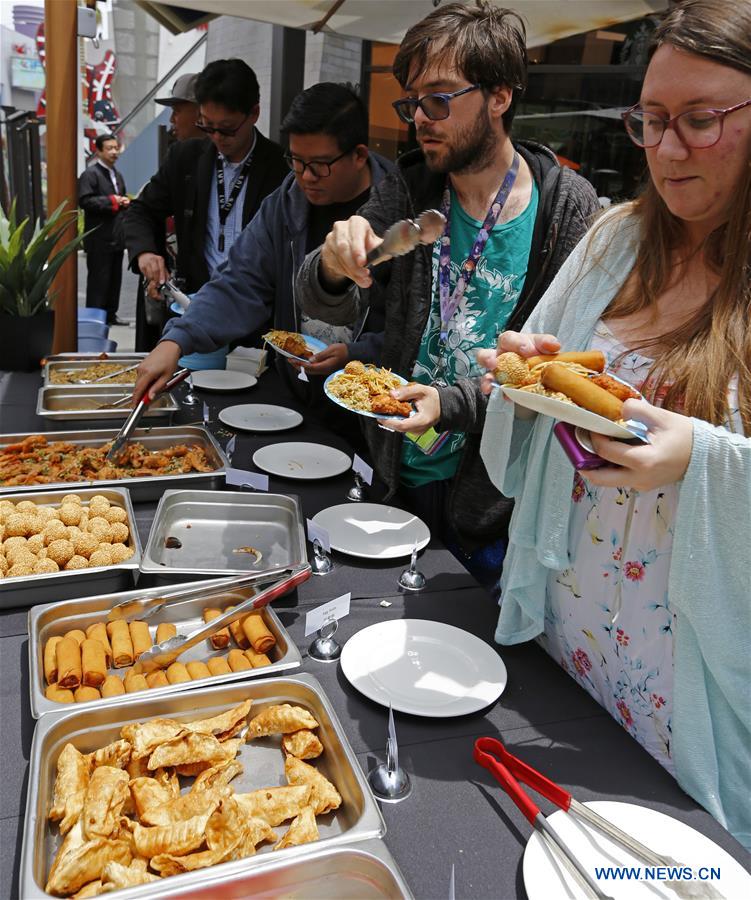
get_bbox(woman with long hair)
[478,0,751,845]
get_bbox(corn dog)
[526,350,605,371]
[541,364,624,421]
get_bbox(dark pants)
[85,249,123,321]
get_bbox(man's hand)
[378,383,440,434]
[320,216,383,290]
[301,343,349,376]
[117,196,131,208]
[138,252,169,300]
[133,341,182,403]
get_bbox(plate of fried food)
[324,361,414,419]
[494,350,644,440]
[262,330,327,364]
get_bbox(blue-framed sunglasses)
[392,84,482,124]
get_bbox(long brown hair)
[603,0,751,433]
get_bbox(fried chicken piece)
[370,394,412,417]
[281,335,313,359]
[590,373,640,402]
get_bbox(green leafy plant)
[0,201,88,317]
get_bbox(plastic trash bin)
[78,337,118,353]
[78,321,110,339]
[77,308,108,324]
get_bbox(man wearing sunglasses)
[132,83,393,439]
[123,58,288,348]
[295,1,599,589]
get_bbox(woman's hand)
[302,343,349,376]
[477,330,562,395]
[584,400,694,491]
[378,383,440,434]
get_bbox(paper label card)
[225,435,236,462]
[352,454,373,485]
[306,518,330,552]
[202,401,210,424]
[305,592,351,636]
[226,467,269,492]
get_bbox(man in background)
[154,72,204,141]
[78,133,129,325]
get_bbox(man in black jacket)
[296,2,599,588]
[78,133,129,325]
[123,59,288,347]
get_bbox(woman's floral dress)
[540,321,740,774]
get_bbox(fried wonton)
[140,784,230,827]
[125,755,150,780]
[121,719,186,760]
[71,881,103,898]
[128,812,211,858]
[147,733,241,770]
[129,776,174,820]
[274,805,319,850]
[47,817,86,893]
[248,704,319,739]
[190,758,243,794]
[183,700,251,741]
[87,740,131,771]
[281,729,324,760]
[100,860,160,889]
[285,756,342,815]
[155,766,181,798]
[50,743,90,836]
[45,838,131,896]
[83,766,130,839]
[233,784,312,826]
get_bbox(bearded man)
[294,1,598,589]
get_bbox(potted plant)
[0,201,87,371]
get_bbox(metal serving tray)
[0,487,141,610]
[140,489,308,582]
[0,426,227,501]
[20,674,387,899]
[37,386,178,422]
[43,355,145,386]
[28,577,303,718]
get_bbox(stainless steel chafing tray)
[140,489,308,582]
[0,426,227,501]
[36,386,178,422]
[28,577,303,718]
[43,355,146,386]
[0,487,141,609]
[20,674,387,899]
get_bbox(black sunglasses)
[284,147,354,179]
[392,84,482,124]
[196,113,250,137]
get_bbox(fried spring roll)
[56,637,82,689]
[125,674,149,692]
[46,684,75,703]
[100,674,125,697]
[227,649,253,672]
[156,623,177,644]
[74,686,101,703]
[202,608,230,650]
[44,636,63,685]
[244,648,271,668]
[85,622,113,666]
[106,621,134,668]
[81,638,107,688]
[186,660,212,681]
[527,350,606,372]
[145,670,169,689]
[166,662,191,684]
[226,606,249,649]
[241,613,275,654]
[206,657,232,676]
[541,364,624,421]
[129,621,152,659]
[63,629,87,646]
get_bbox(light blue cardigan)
[480,209,751,848]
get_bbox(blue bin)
[179,346,229,371]
[78,337,118,353]
[78,308,108,324]
[78,321,110,339]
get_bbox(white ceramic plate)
[219,404,303,433]
[340,619,508,717]
[252,442,351,480]
[264,334,327,363]
[524,800,751,899]
[190,370,257,392]
[502,385,634,439]
[312,503,430,559]
[323,369,412,420]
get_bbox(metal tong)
[161,279,191,311]
[130,564,311,673]
[474,737,723,900]
[105,367,190,461]
[366,208,446,267]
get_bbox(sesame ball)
[3,536,27,554]
[7,549,37,568]
[88,522,112,543]
[43,520,68,545]
[88,549,113,568]
[0,557,8,575]
[109,522,130,544]
[15,500,38,514]
[73,533,99,559]
[110,543,134,563]
[64,555,89,571]
[58,504,83,526]
[0,500,16,514]
[61,494,82,505]
[26,534,45,555]
[47,539,75,566]
[26,517,44,536]
[89,496,111,517]
[4,513,30,538]
[0,524,4,542]
[35,507,57,524]
[66,526,84,542]
[104,506,128,525]
[33,558,59,574]
[7,563,34,577]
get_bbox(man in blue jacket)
[133,83,393,418]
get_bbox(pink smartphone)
[553,422,607,470]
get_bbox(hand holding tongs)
[129,564,311,674]
[366,209,446,267]
[105,367,190,461]
[474,737,724,900]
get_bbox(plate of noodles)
[324,362,413,419]
[262,330,327,363]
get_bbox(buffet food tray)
[37,386,178,422]
[140,489,308,583]
[43,355,145,386]
[0,426,227,501]
[1,488,141,609]
[20,674,387,899]
[28,577,303,718]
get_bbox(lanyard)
[216,155,252,252]
[437,151,520,343]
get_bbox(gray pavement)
[77,251,138,352]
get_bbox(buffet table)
[1,367,748,898]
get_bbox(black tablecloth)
[0,367,748,899]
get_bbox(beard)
[419,111,496,175]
